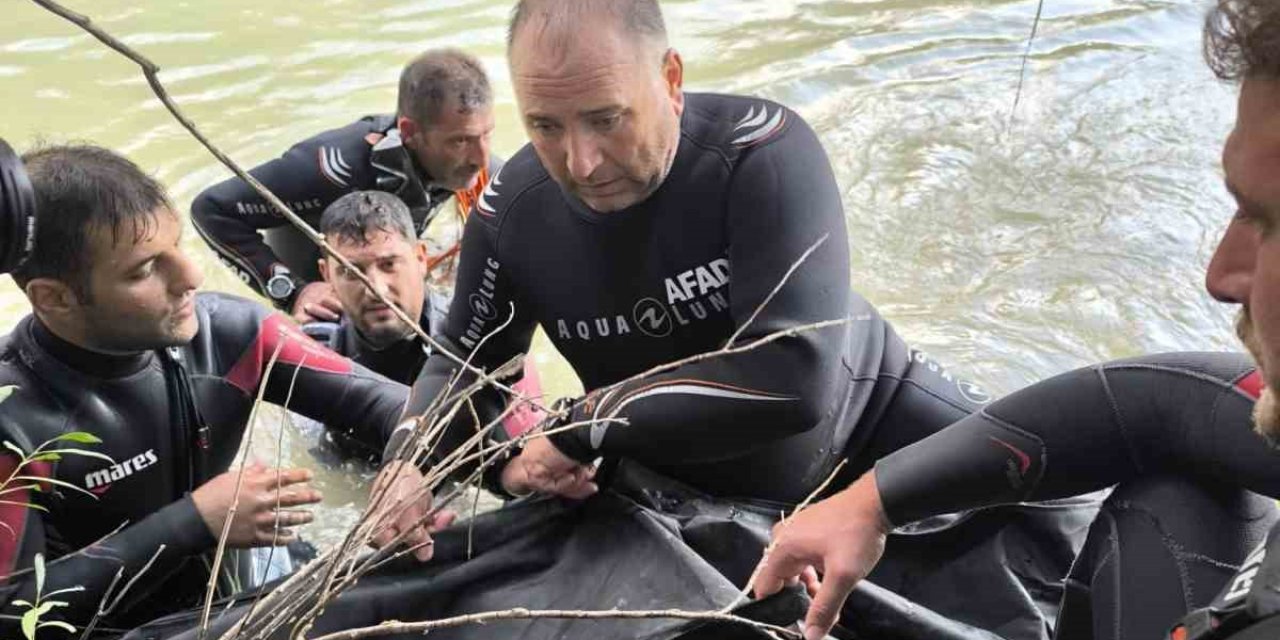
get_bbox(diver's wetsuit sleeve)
[875,353,1280,526]
[216,298,407,450]
[0,454,214,625]
[547,115,851,465]
[190,136,360,302]
[394,210,537,471]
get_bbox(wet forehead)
[332,229,414,263]
[429,102,495,136]
[89,208,176,271]
[511,18,649,102]
[1226,78,1280,208]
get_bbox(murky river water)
[0,0,1239,550]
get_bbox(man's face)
[321,229,427,349]
[511,22,685,213]
[75,209,204,352]
[405,102,495,192]
[1207,77,1280,442]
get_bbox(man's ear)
[25,278,79,319]
[413,240,430,272]
[398,115,422,145]
[317,257,331,283]
[662,48,685,116]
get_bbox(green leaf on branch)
[39,620,77,634]
[53,432,100,445]
[21,608,37,640]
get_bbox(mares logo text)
[84,449,159,495]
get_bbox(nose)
[366,268,393,299]
[565,129,603,184]
[173,250,204,294]
[1206,217,1259,304]
[469,136,489,170]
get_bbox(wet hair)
[397,49,492,127]
[507,0,668,60]
[1205,0,1280,80]
[11,144,170,300]
[320,190,415,246]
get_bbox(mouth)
[174,299,195,319]
[579,179,625,196]
[363,304,396,320]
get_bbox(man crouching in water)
[305,190,544,453]
[0,145,450,631]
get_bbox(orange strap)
[453,165,489,220]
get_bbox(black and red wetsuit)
[871,352,1280,639]
[0,293,406,631]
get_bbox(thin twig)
[234,353,308,632]
[198,336,287,640]
[725,459,849,614]
[307,607,801,640]
[1009,0,1047,127]
[79,543,167,640]
[726,234,829,348]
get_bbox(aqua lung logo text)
[555,259,731,342]
[234,199,323,216]
[85,449,158,495]
[460,258,502,350]
[633,298,672,338]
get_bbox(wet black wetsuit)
[399,92,1096,636]
[870,352,1280,639]
[0,293,407,631]
[303,289,448,386]
[401,91,992,504]
[190,115,498,308]
[1173,522,1280,639]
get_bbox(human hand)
[368,461,456,562]
[750,472,892,640]
[191,463,322,547]
[500,434,597,500]
[290,281,343,323]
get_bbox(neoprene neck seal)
[0,139,36,275]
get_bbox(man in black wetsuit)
[191,48,499,324]
[752,2,1280,639]
[381,1,1099,635]
[0,144,443,632]
[303,190,543,448]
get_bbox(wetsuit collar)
[31,317,153,378]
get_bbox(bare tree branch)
[307,607,802,640]
[198,336,286,640]
[726,234,829,348]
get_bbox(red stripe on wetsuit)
[0,458,51,577]
[225,314,352,396]
[1237,370,1264,400]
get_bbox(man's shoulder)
[0,318,68,452]
[473,144,555,223]
[681,92,804,156]
[289,114,395,189]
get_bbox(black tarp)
[122,462,1095,640]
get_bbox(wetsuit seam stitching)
[1102,363,1245,397]
[1095,366,1146,475]
[898,376,973,415]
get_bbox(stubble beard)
[1237,310,1280,445]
